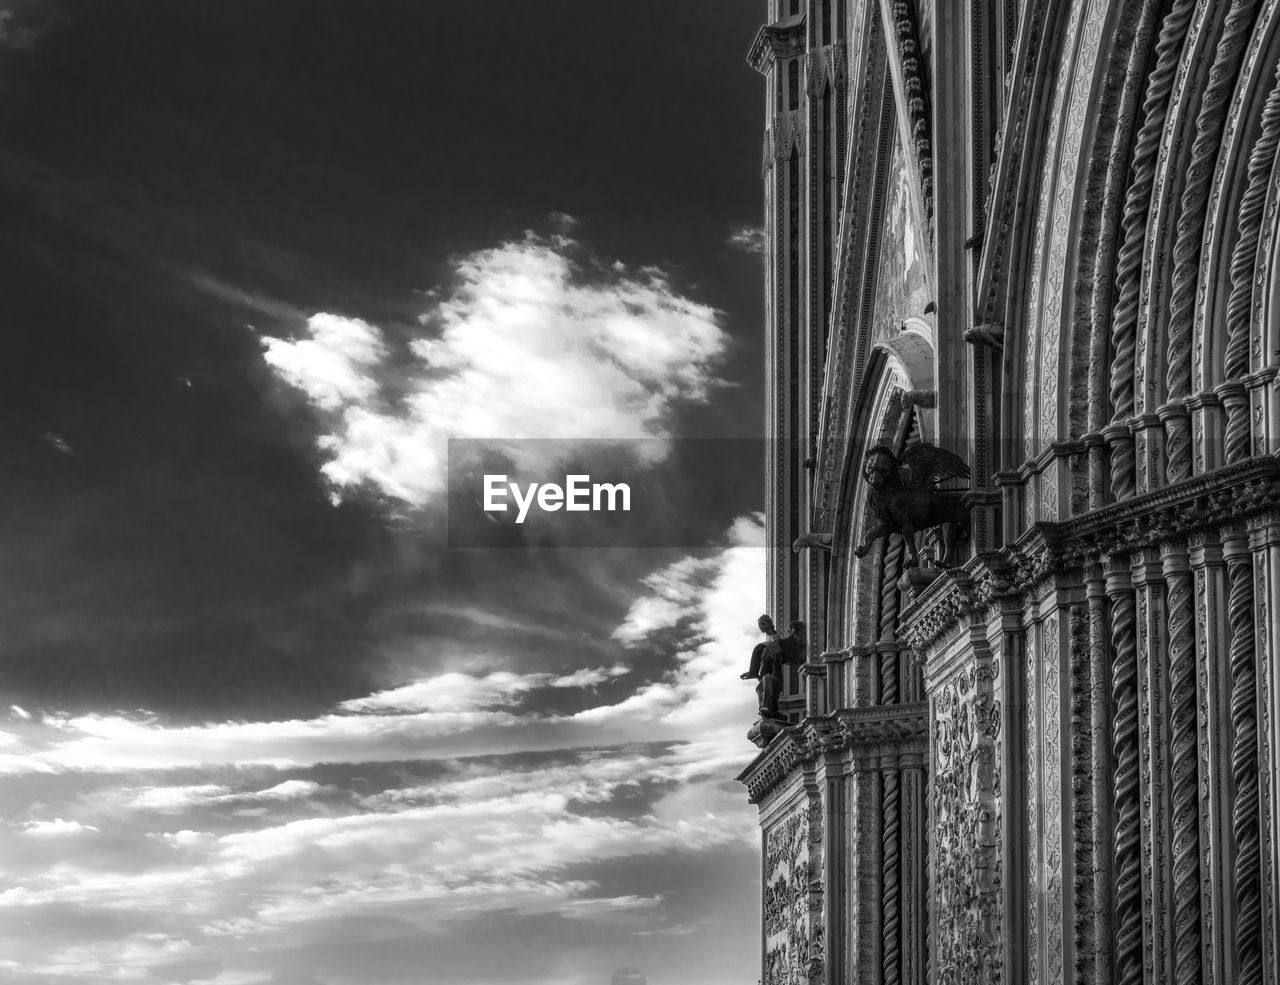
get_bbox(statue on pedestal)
[741,615,806,723]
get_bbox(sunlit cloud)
[20,818,98,836]
[1,517,765,984]
[260,229,727,508]
[338,665,627,715]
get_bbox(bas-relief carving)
[932,658,1003,985]
[874,133,930,343]
[764,808,812,985]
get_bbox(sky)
[0,3,772,984]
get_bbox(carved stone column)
[1081,568,1113,985]
[1103,424,1136,502]
[1185,392,1222,476]
[1221,524,1262,985]
[1216,380,1250,465]
[999,612,1028,985]
[1105,555,1142,985]
[1187,531,1232,985]
[1245,369,1278,458]
[1159,403,1193,485]
[849,764,884,984]
[1038,604,1070,985]
[901,759,927,985]
[1160,538,1203,985]
[1131,546,1172,985]
[883,763,902,985]
[1130,414,1165,497]
[803,660,828,717]
[1246,511,1280,982]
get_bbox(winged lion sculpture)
[853,442,970,568]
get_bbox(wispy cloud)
[20,818,98,836]
[261,229,728,508]
[0,1,66,50]
[725,223,765,254]
[0,517,765,984]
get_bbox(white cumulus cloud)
[261,230,727,508]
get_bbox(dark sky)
[0,3,771,984]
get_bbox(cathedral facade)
[738,1,1280,984]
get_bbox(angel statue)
[740,615,806,720]
[853,442,970,568]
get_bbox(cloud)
[20,818,98,836]
[261,230,727,508]
[337,666,626,715]
[725,223,765,254]
[0,2,66,50]
[128,784,231,812]
[0,519,766,984]
[261,313,385,412]
[0,520,764,777]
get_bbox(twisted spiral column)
[1105,557,1143,985]
[1087,573,1115,985]
[1107,0,1199,498]
[880,536,904,706]
[883,768,901,985]
[1165,0,1261,480]
[1221,70,1280,462]
[1223,527,1263,985]
[1161,540,1203,985]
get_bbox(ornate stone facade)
[739,2,1280,983]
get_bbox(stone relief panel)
[874,133,931,343]
[932,657,1003,985]
[764,806,812,985]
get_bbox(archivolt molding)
[1251,79,1280,384]
[1104,0,1201,496]
[1163,0,1266,481]
[1001,0,1280,514]
[1022,0,1105,457]
[813,7,891,539]
[976,0,1070,329]
[829,331,936,651]
[1192,0,1280,395]
[1133,0,1218,419]
[1083,0,1167,437]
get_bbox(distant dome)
[611,969,647,985]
